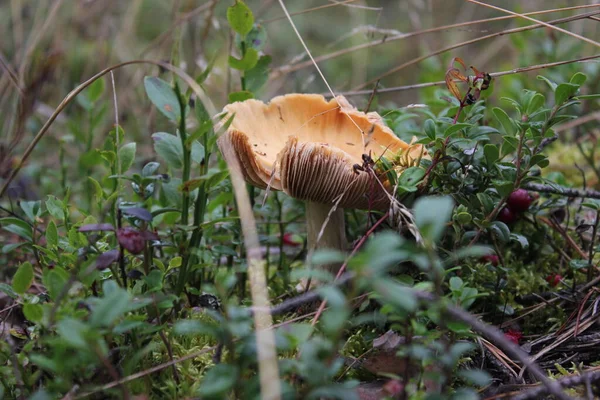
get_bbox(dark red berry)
[504,329,523,345]
[507,189,532,213]
[545,273,562,287]
[497,207,517,224]
[481,254,499,266]
[117,227,146,254]
[282,232,302,246]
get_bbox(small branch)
[523,183,600,200]
[512,368,600,400]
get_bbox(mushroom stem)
[306,201,347,267]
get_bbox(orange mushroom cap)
[217,94,425,210]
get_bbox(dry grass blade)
[353,10,600,90]
[333,53,600,96]
[271,4,600,78]
[467,0,600,49]
[0,59,216,200]
[263,0,366,23]
[220,145,281,400]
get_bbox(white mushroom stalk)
[217,94,426,260]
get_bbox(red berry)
[481,254,499,266]
[545,273,562,287]
[497,207,517,224]
[282,233,302,246]
[504,329,523,345]
[117,227,146,254]
[507,189,532,213]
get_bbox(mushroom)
[217,94,425,267]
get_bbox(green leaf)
[244,24,267,50]
[152,132,184,169]
[245,55,272,93]
[414,196,454,242]
[373,278,417,312]
[119,142,136,173]
[0,218,33,241]
[45,196,65,220]
[228,47,259,70]
[492,107,515,136]
[90,286,131,328]
[459,369,491,387]
[483,144,499,166]
[45,270,67,300]
[46,220,58,248]
[501,135,518,156]
[228,91,254,103]
[444,123,472,137]
[489,221,510,243]
[570,72,587,86]
[526,93,545,115]
[57,318,90,349]
[87,78,105,103]
[23,303,44,323]
[0,283,18,298]
[510,233,529,249]
[424,119,436,140]
[144,76,181,122]
[398,167,426,187]
[13,262,34,294]
[198,364,239,398]
[492,180,514,197]
[555,83,580,105]
[227,0,254,36]
[537,75,557,91]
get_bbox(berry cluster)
[497,189,533,224]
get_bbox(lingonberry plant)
[1,1,600,399]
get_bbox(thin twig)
[272,5,600,78]
[353,10,600,90]
[524,182,600,200]
[332,54,600,97]
[467,0,600,49]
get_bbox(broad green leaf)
[228,48,259,70]
[537,75,557,91]
[227,1,254,36]
[198,364,239,398]
[526,93,545,115]
[46,220,58,248]
[23,303,44,323]
[13,262,34,294]
[243,24,267,50]
[57,318,90,349]
[424,119,436,140]
[414,196,454,242]
[144,76,181,121]
[0,218,33,241]
[45,269,68,300]
[444,123,472,137]
[483,144,499,166]
[245,55,272,93]
[119,142,136,173]
[492,107,515,136]
[489,221,510,243]
[45,196,65,220]
[90,286,131,327]
[554,83,579,106]
[152,132,183,169]
[20,200,41,222]
[87,78,105,103]
[228,91,254,103]
[570,72,587,86]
